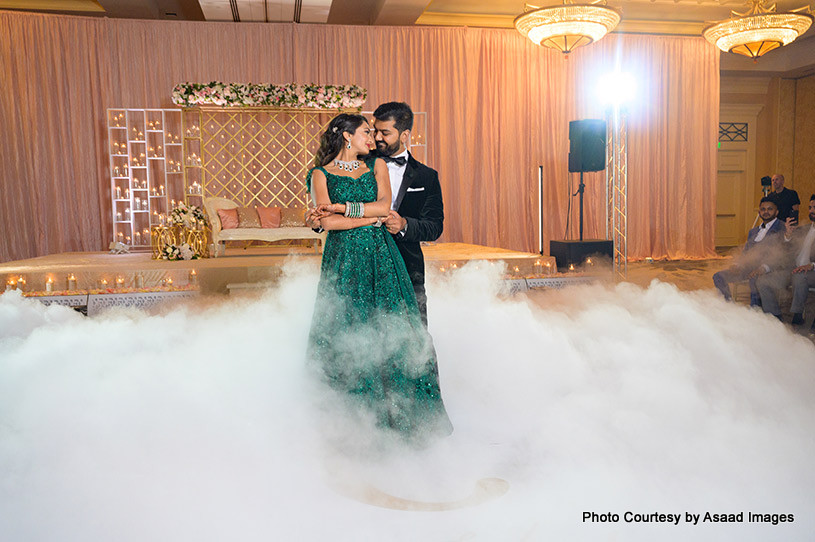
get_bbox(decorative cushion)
[216,208,239,229]
[236,206,261,228]
[256,206,281,228]
[280,207,307,227]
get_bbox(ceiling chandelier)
[703,0,813,60]
[514,1,621,54]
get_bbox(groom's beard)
[375,139,400,156]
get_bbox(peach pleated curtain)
[0,10,719,263]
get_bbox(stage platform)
[1,243,565,296]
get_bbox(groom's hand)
[384,210,406,235]
[305,207,329,229]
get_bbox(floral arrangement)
[172,82,367,109]
[170,203,207,229]
[161,243,197,261]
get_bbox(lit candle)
[159,185,165,196]
[125,235,131,244]
[188,269,198,286]
[135,197,141,209]
[67,274,77,290]
[534,259,542,275]
[6,278,16,291]
[100,278,109,289]
[569,263,575,272]
[116,276,125,289]
[116,212,122,222]
[116,186,121,199]
[544,261,552,275]
[134,232,141,244]
[165,277,173,288]
[45,276,54,292]
[135,273,144,288]
[586,257,593,266]
[171,199,176,208]
[125,188,130,199]
[125,208,130,219]
[118,232,124,242]
[17,276,26,290]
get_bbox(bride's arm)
[317,159,391,218]
[311,169,379,231]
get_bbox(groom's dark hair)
[373,102,413,132]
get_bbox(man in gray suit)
[756,194,815,329]
[713,197,784,305]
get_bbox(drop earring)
[346,142,351,149]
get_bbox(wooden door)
[715,149,747,247]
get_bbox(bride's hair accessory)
[332,126,338,133]
[344,202,364,218]
[333,159,360,172]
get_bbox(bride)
[306,113,452,441]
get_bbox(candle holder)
[67,274,77,290]
[45,277,54,292]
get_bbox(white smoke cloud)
[0,259,813,541]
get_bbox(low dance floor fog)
[1,260,813,541]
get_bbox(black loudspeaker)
[568,119,606,172]
[549,239,613,270]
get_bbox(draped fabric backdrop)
[0,11,719,263]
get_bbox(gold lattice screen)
[183,107,356,209]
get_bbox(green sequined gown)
[306,160,452,440]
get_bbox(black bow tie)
[382,155,407,166]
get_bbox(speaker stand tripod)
[575,171,586,241]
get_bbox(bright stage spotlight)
[597,71,636,108]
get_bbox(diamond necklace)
[333,159,360,172]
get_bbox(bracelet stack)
[344,201,364,218]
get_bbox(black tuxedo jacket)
[392,153,444,287]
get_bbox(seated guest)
[756,194,815,329]
[713,197,784,305]
[767,174,800,222]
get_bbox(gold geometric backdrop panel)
[198,108,342,208]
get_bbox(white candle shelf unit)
[107,109,184,248]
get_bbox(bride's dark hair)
[314,113,368,167]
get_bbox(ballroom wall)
[0,10,719,263]
[723,73,815,221]
[793,74,815,205]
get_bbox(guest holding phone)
[756,195,815,333]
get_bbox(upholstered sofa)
[203,197,326,253]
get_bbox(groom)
[372,102,444,326]
[306,102,444,326]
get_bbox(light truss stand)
[605,107,628,280]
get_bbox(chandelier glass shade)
[702,1,813,59]
[514,2,621,54]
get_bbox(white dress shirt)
[387,149,409,210]
[795,224,815,268]
[753,217,777,243]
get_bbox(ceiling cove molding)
[720,76,772,95]
[0,0,104,11]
